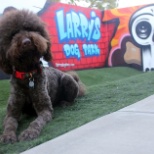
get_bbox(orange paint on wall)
[103,5,145,48]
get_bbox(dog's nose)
[22,38,31,46]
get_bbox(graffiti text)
[83,44,100,57]
[63,44,81,59]
[56,10,101,42]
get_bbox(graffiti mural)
[107,4,154,72]
[55,10,101,59]
[39,2,119,71]
[38,2,154,72]
[106,5,144,70]
[129,5,154,72]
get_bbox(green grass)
[0,67,154,154]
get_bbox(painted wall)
[106,4,154,72]
[39,2,119,71]
[39,2,154,72]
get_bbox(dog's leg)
[0,93,24,144]
[60,74,79,107]
[0,116,18,144]
[19,92,53,141]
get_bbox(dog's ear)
[39,24,52,62]
[43,41,52,62]
[0,51,13,74]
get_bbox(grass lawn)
[0,67,154,154]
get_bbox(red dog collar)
[14,62,43,80]
[14,69,38,80]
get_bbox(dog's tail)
[67,71,86,97]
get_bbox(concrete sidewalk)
[21,95,154,154]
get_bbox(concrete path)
[21,95,154,154]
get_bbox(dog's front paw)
[19,128,39,141]
[0,132,17,144]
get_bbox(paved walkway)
[21,95,154,154]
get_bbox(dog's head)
[0,9,52,74]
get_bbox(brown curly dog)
[0,9,85,143]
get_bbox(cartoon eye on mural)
[129,4,154,72]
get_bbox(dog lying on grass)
[0,9,85,143]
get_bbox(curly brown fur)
[0,10,85,143]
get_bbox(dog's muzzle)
[22,38,31,47]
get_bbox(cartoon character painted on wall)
[129,4,154,72]
[108,4,154,72]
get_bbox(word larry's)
[56,10,101,42]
